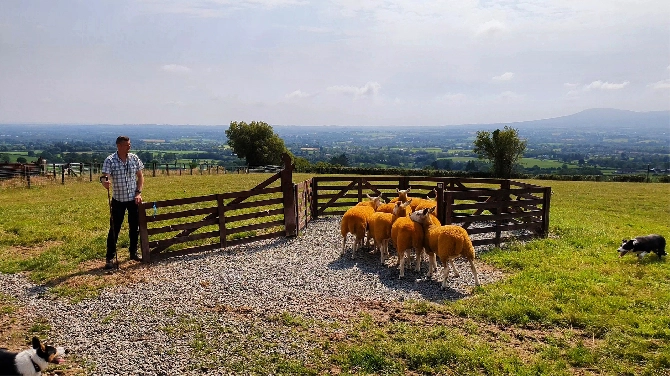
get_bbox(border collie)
[0,337,67,376]
[618,234,667,259]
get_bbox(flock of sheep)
[340,188,480,289]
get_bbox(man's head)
[116,136,131,154]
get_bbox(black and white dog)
[0,337,67,375]
[618,234,667,260]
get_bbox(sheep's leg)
[341,235,347,256]
[398,250,408,278]
[380,240,389,263]
[448,259,460,277]
[468,259,480,286]
[414,248,423,272]
[427,253,437,277]
[441,261,450,289]
[352,236,360,259]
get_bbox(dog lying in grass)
[617,234,666,260]
[0,336,67,376]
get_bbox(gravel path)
[0,217,505,375]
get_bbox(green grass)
[1,176,669,374]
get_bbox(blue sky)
[0,0,668,126]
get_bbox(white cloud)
[138,0,307,17]
[434,93,468,103]
[584,80,630,90]
[564,83,580,88]
[161,64,191,74]
[475,20,508,38]
[648,79,670,89]
[285,89,311,99]
[496,91,524,102]
[493,72,514,82]
[327,82,381,99]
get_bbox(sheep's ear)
[407,187,411,193]
[366,193,372,199]
[429,206,436,214]
[396,188,400,193]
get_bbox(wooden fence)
[310,176,551,247]
[138,157,551,262]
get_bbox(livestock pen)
[137,154,551,261]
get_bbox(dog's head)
[617,239,636,257]
[32,336,67,365]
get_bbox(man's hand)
[100,175,111,190]
[135,192,142,205]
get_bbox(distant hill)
[483,108,670,131]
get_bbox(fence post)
[444,191,453,225]
[152,161,156,177]
[357,177,363,203]
[542,186,552,237]
[217,194,227,249]
[61,165,65,184]
[89,162,93,181]
[26,169,31,188]
[281,153,297,236]
[138,202,150,262]
[53,163,56,179]
[436,182,444,224]
[311,178,319,220]
[166,164,169,176]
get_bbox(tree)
[472,126,527,178]
[329,153,349,166]
[225,121,289,166]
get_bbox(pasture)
[0,174,668,375]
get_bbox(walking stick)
[102,176,120,270]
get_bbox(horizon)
[1,1,669,126]
[1,108,668,128]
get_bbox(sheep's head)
[392,198,412,217]
[365,194,383,210]
[409,207,436,224]
[396,187,411,202]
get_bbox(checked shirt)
[102,152,144,202]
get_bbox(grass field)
[1,175,669,375]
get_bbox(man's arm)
[135,169,144,204]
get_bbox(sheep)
[388,187,411,203]
[341,194,382,258]
[409,206,480,288]
[390,202,425,278]
[368,199,412,263]
[413,188,438,212]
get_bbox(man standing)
[101,136,144,269]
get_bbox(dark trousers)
[106,198,139,261]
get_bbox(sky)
[0,0,669,126]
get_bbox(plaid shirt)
[102,152,144,202]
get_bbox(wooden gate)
[138,154,296,262]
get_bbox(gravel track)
[0,217,505,375]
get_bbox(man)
[101,136,144,269]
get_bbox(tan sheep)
[390,202,424,278]
[413,188,438,212]
[409,207,480,288]
[340,194,382,258]
[388,187,411,204]
[368,199,412,263]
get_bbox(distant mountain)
[495,108,670,131]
